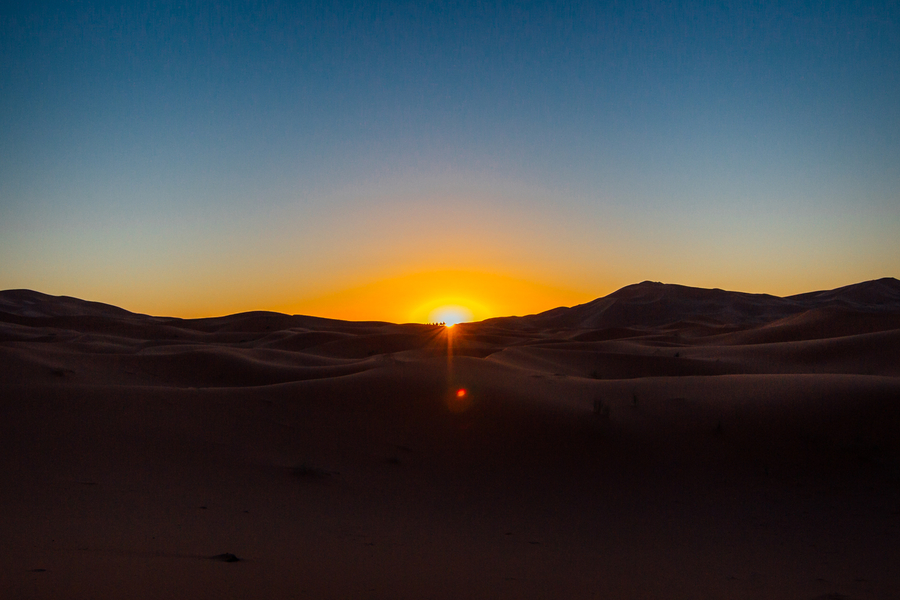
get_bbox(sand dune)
[2,279,899,599]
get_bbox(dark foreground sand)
[2,279,900,599]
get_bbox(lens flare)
[446,386,473,413]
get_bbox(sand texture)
[2,279,900,599]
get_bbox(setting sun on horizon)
[277,270,592,325]
[428,304,474,326]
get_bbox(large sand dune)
[2,280,899,599]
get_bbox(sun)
[428,304,474,326]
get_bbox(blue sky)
[2,0,898,319]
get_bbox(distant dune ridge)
[2,279,900,599]
[487,277,900,330]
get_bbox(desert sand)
[2,279,899,599]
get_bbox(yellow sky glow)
[283,270,593,323]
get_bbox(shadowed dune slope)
[487,277,900,332]
[2,281,899,599]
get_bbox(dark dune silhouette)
[488,277,900,331]
[1,279,899,599]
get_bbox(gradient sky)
[2,1,898,321]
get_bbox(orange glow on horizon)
[283,270,591,324]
